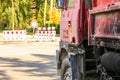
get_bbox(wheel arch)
[59,48,68,63]
[56,48,69,76]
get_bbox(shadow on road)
[0,54,58,80]
[0,70,12,80]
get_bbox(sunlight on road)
[0,41,60,80]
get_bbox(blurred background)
[0,0,60,35]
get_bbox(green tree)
[1,0,32,30]
[35,0,50,27]
[35,0,45,26]
[0,0,60,30]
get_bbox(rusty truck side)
[56,0,120,80]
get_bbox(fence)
[2,30,26,41]
[34,27,56,41]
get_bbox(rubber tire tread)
[61,56,71,80]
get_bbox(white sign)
[31,20,38,28]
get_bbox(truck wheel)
[61,56,72,80]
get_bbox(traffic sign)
[31,20,38,28]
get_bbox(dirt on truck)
[56,0,120,80]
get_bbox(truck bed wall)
[88,0,120,48]
[92,0,120,7]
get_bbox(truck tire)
[61,56,72,80]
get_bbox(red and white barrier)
[38,27,55,31]
[34,27,56,41]
[2,30,26,41]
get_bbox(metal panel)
[94,11,120,38]
[89,1,120,45]
[97,0,120,6]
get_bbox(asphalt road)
[0,41,60,80]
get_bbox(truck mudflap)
[56,50,61,75]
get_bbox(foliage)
[50,8,60,25]
[35,0,44,27]
[0,0,60,31]
[0,0,32,30]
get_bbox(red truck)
[56,0,120,80]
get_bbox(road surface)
[0,41,60,80]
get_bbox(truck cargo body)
[89,0,120,49]
[56,0,120,80]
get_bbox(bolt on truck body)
[56,0,120,80]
